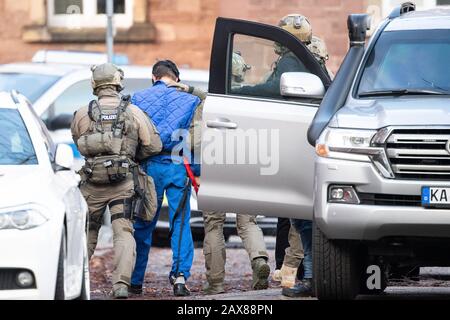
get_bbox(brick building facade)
[0,0,448,73]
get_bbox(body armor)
[78,95,139,185]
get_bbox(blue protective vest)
[132,81,200,162]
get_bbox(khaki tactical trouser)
[81,178,136,287]
[203,211,269,285]
[283,224,304,268]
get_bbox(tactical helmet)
[278,14,313,44]
[307,36,329,63]
[91,63,124,92]
[231,52,251,83]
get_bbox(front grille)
[359,193,421,207]
[385,128,450,180]
[0,269,36,290]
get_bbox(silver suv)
[200,3,450,300]
[310,4,450,299]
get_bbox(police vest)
[77,95,139,184]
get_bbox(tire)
[313,222,361,300]
[54,226,67,300]
[152,231,171,248]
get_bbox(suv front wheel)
[313,221,361,300]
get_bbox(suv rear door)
[199,18,331,219]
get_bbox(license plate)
[422,187,450,208]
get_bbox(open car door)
[199,18,331,219]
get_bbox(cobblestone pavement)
[90,247,450,300]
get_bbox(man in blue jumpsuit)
[130,60,202,296]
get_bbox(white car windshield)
[0,73,60,103]
[0,109,38,165]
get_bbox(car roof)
[386,7,450,31]
[0,62,209,81]
[0,91,19,109]
[0,63,84,76]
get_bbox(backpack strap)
[112,95,131,138]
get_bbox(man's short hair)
[152,60,180,82]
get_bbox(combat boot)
[282,279,313,298]
[113,283,129,299]
[203,282,225,295]
[129,284,143,295]
[173,274,191,297]
[251,258,270,290]
[272,269,282,282]
[280,264,298,288]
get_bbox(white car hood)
[0,166,54,209]
[332,96,450,129]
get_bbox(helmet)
[91,63,124,91]
[278,14,312,44]
[231,52,251,83]
[307,36,329,63]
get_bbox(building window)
[97,0,126,14]
[47,0,134,29]
[437,0,450,5]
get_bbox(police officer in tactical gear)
[231,52,251,88]
[235,13,312,98]
[200,53,270,295]
[71,63,162,299]
[308,35,333,78]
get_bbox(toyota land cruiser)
[310,3,450,299]
[199,3,450,299]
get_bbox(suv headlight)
[0,209,48,230]
[316,128,394,178]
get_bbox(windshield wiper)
[18,155,37,165]
[359,89,449,98]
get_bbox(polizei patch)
[101,114,118,121]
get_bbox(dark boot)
[282,279,313,298]
[203,282,225,295]
[173,274,191,297]
[251,258,270,290]
[129,284,143,295]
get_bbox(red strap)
[183,157,199,194]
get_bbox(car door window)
[230,34,311,100]
[42,78,157,124]
[122,78,153,95]
[42,80,93,123]
[28,101,56,161]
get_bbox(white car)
[0,91,89,300]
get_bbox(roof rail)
[32,50,130,65]
[389,2,416,19]
[10,90,20,104]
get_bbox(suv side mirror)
[48,114,73,131]
[55,144,74,170]
[280,72,325,99]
